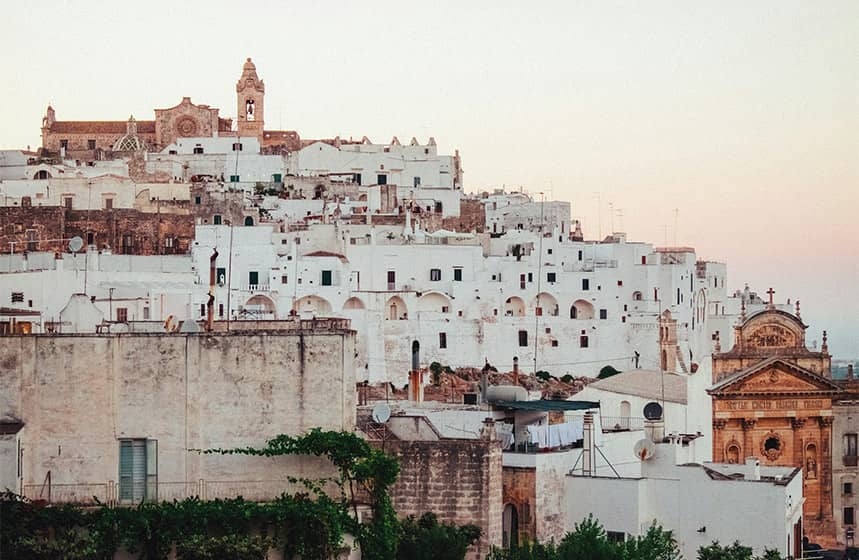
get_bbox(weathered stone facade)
[381,437,502,559]
[0,324,356,500]
[0,206,194,255]
[709,304,848,546]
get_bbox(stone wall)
[442,199,486,233]
[0,328,356,493]
[502,467,536,543]
[380,437,502,559]
[0,206,194,255]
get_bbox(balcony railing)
[844,454,858,467]
[601,416,645,432]
[22,479,314,506]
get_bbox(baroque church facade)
[39,58,300,162]
[709,295,848,547]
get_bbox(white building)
[566,438,804,559]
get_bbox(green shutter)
[321,270,332,286]
[119,440,147,502]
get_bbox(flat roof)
[491,400,600,412]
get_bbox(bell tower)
[236,57,264,141]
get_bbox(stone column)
[713,419,728,461]
[791,417,806,467]
[819,416,834,519]
[742,418,757,459]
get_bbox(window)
[218,304,224,318]
[249,271,259,286]
[64,197,73,209]
[232,142,243,151]
[430,269,441,281]
[617,280,623,287]
[244,216,254,226]
[119,439,157,503]
[143,307,150,320]
[321,270,333,286]
[551,339,559,347]
[547,272,556,283]
[387,270,395,290]
[577,250,583,261]
[230,175,240,183]
[377,174,387,185]
[414,176,421,187]
[641,255,647,265]
[87,139,96,150]
[439,332,447,349]
[580,335,589,348]
[547,248,553,255]
[122,234,133,253]
[352,173,362,185]
[453,268,463,281]
[434,201,443,213]
[216,267,226,285]
[193,146,204,154]
[116,308,128,322]
[599,309,607,320]
[527,272,533,283]
[845,507,855,526]
[520,274,526,290]
[11,292,24,303]
[844,482,854,495]
[200,304,206,317]
[607,531,625,544]
[272,173,282,183]
[194,196,201,205]
[846,434,858,466]
[281,275,288,284]
[60,139,69,150]
[213,215,222,225]
[582,279,590,290]
[518,331,528,347]
[164,237,174,248]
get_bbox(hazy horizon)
[1,1,856,357]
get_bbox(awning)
[491,400,600,412]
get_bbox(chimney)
[480,418,497,442]
[745,457,761,481]
[512,356,519,386]
[206,248,219,331]
[582,412,594,475]
[848,364,854,380]
[644,419,665,444]
[409,369,424,404]
[54,251,63,272]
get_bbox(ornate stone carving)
[818,416,834,428]
[791,418,807,429]
[760,430,784,461]
[741,418,757,430]
[744,324,797,349]
[176,117,198,137]
[713,419,728,430]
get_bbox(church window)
[764,435,781,455]
[246,99,255,121]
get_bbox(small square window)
[582,279,590,290]
[213,215,222,225]
[430,269,441,281]
[617,280,623,287]
[439,332,447,349]
[230,175,240,183]
[194,196,201,205]
[232,142,243,151]
[547,272,556,283]
[551,339,559,347]
[547,248,553,255]
[518,331,528,347]
[116,308,128,322]
[281,275,288,284]
[193,146,204,155]
[580,335,589,348]
[87,139,96,150]
[843,482,853,495]
[453,268,463,281]
[600,309,607,320]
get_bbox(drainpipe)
[513,356,519,386]
[207,248,219,331]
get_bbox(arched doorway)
[571,299,594,320]
[342,297,365,310]
[504,296,525,317]
[244,216,254,226]
[292,295,332,316]
[502,503,519,549]
[386,296,407,320]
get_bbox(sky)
[1,1,857,356]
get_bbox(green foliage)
[598,365,621,379]
[560,374,574,384]
[397,512,481,560]
[176,534,274,560]
[536,371,553,382]
[488,517,680,560]
[430,361,444,385]
[697,541,754,560]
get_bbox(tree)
[697,541,754,560]
[620,524,682,560]
[556,516,617,560]
[598,365,621,379]
[396,512,480,560]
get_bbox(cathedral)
[709,293,849,547]
[40,58,300,161]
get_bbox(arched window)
[34,170,51,180]
[632,291,643,301]
[502,504,519,549]
[244,216,254,226]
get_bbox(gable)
[711,359,843,397]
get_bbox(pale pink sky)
[1,1,857,355]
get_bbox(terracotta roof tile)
[50,121,156,134]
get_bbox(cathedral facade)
[709,296,846,547]
[39,58,300,162]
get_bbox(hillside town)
[1,58,857,560]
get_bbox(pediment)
[711,358,843,396]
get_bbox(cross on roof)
[766,287,775,305]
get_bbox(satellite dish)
[643,402,664,421]
[371,403,391,424]
[633,438,657,461]
[68,236,84,253]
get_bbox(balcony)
[22,478,312,506]
[844,454,858,467]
